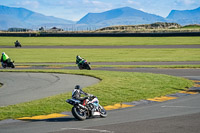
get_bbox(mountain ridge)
[166,7,200,25]
[0,5,75,30]
[0,5,200,30]
[77,7,166,26]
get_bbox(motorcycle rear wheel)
[72,107,86,120]
[2,65,6,68]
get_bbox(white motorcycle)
[66,95,107,120]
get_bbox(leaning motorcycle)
[15,42,22,47]
[66,95,107,120]
[78,60,91,70]
[1,60,15,68]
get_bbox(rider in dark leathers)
[15,40,21,47]
[72,85,95,116]
[72,85,89,102]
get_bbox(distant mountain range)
[78,6,200,27]
[77,7,166,25]
[0,5,200,30]
[0,5,75,30]
[166,7,200,25]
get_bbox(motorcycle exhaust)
[78,104,87,110]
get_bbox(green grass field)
[0,69,193,120]
[1,48,200,63]
[0,36,200,46]
[0,36,198,120]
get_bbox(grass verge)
[0,37,200,46]
[15,64,200,68]
[0,69,193,120]
[1,48,200,62]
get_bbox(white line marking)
[61,128,114,133]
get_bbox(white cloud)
[83,0,90,3]
[127,0,134,4]
[16,1,40,9]
[82,0,109,7]
[183,0,195,5]
[175,0,195,5]
[80,0,113,13]
[92,1,102,5]
[127,0,140,5]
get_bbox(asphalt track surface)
[0,72,100,107]
[0,44,200,133]
[0,68,200,133]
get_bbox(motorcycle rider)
[15,40,21,47]
[1,52,11,66]
[72,85,95,116]
[76,55,84,67]
[72,85,89,101]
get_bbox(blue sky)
[1,0,200,21]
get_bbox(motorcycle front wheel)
[11,63,15,68]
[86,64,91,70]
[72,107,86,120]
[99,105,107,118]
[84,63,91,70]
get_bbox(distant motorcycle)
[78,60,91,70]
[2,61,15,68]
[14,41,22,47]
[66,95,107,120]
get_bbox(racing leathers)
[76,55,84,67]
[1,53,11,65]
[72,88,96,116]
[72,88,89,102]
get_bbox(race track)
[0,44,200,133]
[0,72,99,107]
[0,68,200,133]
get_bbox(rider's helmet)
[75,85,80,90]
[76,55,82,60]
[2,52,5,55]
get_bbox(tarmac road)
[0,69,199,133]
[0,72,100,107]
[1,93,200,133]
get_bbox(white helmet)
[2,52,5,55]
